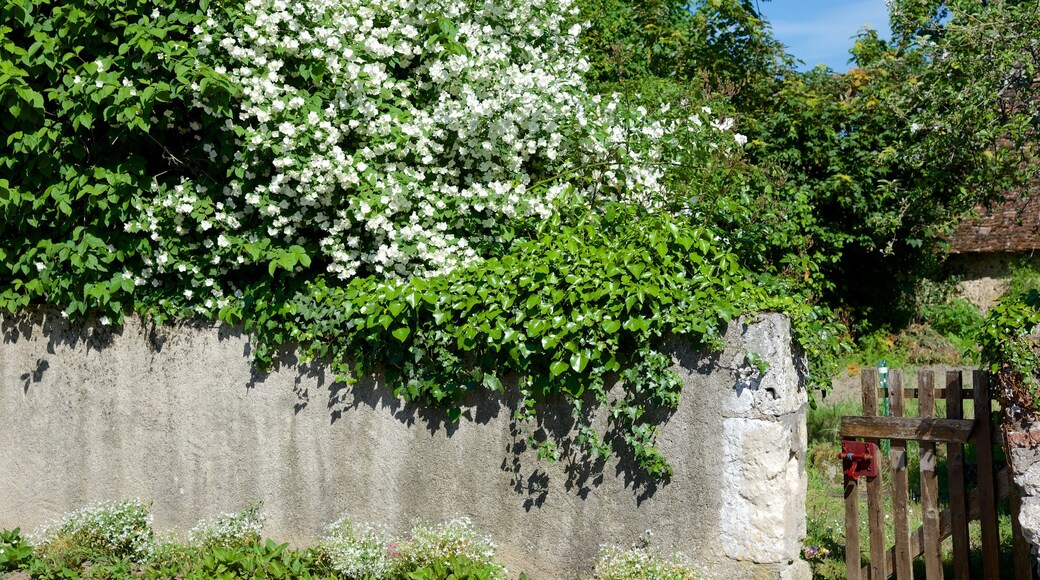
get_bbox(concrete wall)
[0,310,810,579]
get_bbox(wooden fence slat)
[947,370,971,580]
[974,371,1001,579]
[845,440,863,580]
[918,370,943,580]
[863,369,887,580]
[890,372,913,579]
[870,466,1012,578]
[901,388,975,400]
[840,416,975,443]
[1009,470,1034,580]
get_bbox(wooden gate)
[840,368,1036,579]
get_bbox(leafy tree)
[575,0,1037,335]
[806,0,1038,328]
[576,0,789,101]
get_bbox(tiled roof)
[948,191,1040,254]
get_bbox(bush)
[29,499,154,568]
[188,501,265,552]
[591,543,700,580]
[921,297,983,343]
[980,291,1040,422]
[8,502,526,579]
[317,517,395,579]
[1005,260,1040,302]
[317,516,507,580]
[0,528,34,573]
[393,518,505,579]
[192,538,327,579]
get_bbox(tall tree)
[575,0,1039,331]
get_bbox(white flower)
[711,117,735,132]
[734,133,747,145]
[169,0,733,284]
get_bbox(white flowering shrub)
[591,544,701,580]
[316,516,508,579]
[392,517,506,577]
[187,501,265,551]
[317,517,395,579]
[123,0,743,293]
[30,499,155,564]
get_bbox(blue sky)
[756,0,892,71]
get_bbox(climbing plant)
[980,292,1040,423]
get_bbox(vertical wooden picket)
[918,370,943,580]
[844,442,863,580]
[946,370,971,580]
[974,371,1000,578]
[862,369,887,580]
[889,371,912,579]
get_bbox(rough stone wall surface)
[1006,424,1040,565]
[0,311,810,579]
[946,253,1040,312]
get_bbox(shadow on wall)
[1,307,697,505]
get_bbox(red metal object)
[840,440,880,479]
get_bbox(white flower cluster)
[394,517,505,576]
[118,0,748,314]
[592,544,702,580]
[319,517,395,579]
[318,516,506,578]
[187,502,265,551]
[29,499,155,562]
[128,0,743,289]
[194,0,604,279]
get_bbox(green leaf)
[391,326,411,342]
[601,319,621,333]
[569,352,590,373]
[549,360,569,376]
[483,374,503,392]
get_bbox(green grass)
[804,392,1026,579]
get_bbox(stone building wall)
[945,252,1040,312]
